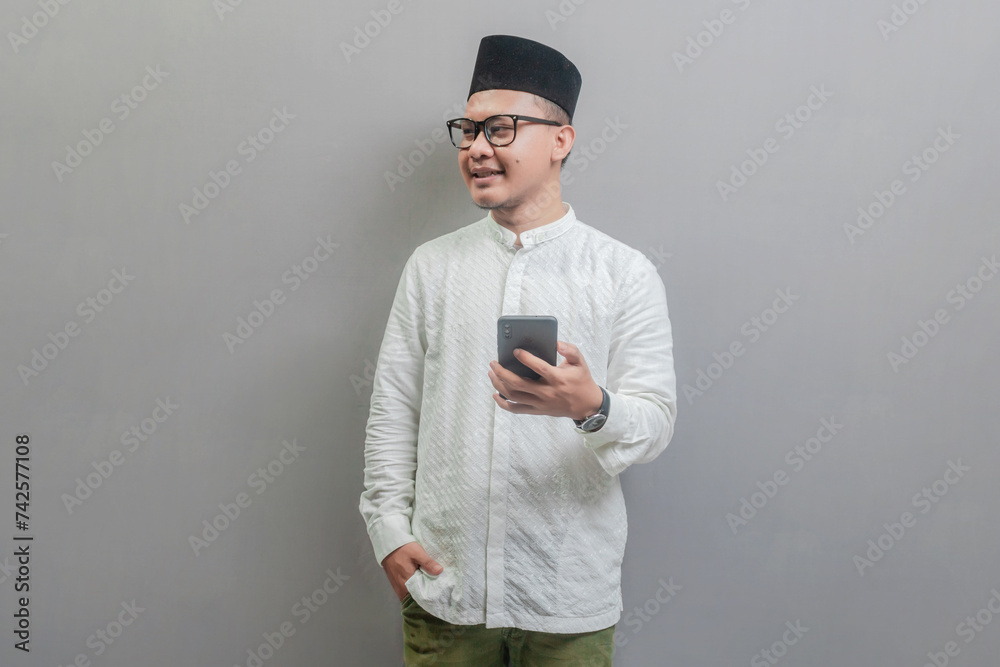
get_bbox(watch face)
[583,414,607,431]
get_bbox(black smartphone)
[497,316,558,387]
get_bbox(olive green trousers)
[401,592,615,666]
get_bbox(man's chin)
[471,194,508,211]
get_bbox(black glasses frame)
[446,114,563,149]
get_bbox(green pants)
[401,592,616,666]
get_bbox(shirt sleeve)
[581,255,678,477]
[358,251,426,566]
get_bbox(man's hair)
[532,94,572,167]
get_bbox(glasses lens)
[449,119,476,148]
[485,117,515,146]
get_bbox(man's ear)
[552,124,575,163]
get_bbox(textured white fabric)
[359,202,677,632]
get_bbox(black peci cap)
[468,35,582,122]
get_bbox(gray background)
[2,1,999,665]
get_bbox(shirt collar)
[486,203,577,249]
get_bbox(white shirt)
[359,203,677,633]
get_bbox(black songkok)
[468,35,582,122]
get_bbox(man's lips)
[471,168,503,181]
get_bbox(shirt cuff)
[579,390,629,476]
[368,514,417,566]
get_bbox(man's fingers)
[557,341,580,362]
[514,348,554,377]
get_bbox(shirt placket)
[485,242,529,628]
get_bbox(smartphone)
[497,316,558,386]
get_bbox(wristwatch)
[574,386,609,433]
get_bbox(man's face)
[458,89,564,215]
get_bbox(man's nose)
[467,128,494,158]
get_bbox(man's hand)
[488,340,603,420]
[381,542,444,602]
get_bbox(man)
[359,35,677,666]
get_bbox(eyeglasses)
[446,114,563,149]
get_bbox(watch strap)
[574,386,609,426]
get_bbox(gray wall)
[2,1,998,665]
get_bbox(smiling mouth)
[472,169,503,180]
